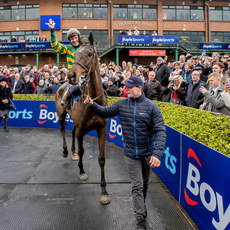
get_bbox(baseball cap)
[124,76,144,88]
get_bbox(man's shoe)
[136,217,146,230]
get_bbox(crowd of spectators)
[0,64,66,95]
[0,35,47,43]
[0,51,230,115]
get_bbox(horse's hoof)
[79,173,88,181]
[62,152,68,158]
[100,195,111,205]
[71,153,79,161]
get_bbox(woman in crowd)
[212,62,228,85]
[169,61,182,80]
[0,76,13,132]
[163,75,187,105]
[182,62,193,84]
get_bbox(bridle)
[73,46,103,101]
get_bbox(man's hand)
[199,86,207,94]
[149,156,161,168]
[84,96,93,106]
[224,82,230,93]
[48,20,55,29]
[200,104,205,110]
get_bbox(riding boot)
[61,90,71,109]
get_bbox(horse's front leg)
[59,111,68,158]
[97,125,111,205]
[77,130,88,181]
[71,126,79,161]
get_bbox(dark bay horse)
[55,33,111,204]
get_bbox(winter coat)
[155,63,170,87]
[185,80,206,108]
[204,85,230,116]
[35,85,48,94]
[144,80,162,101]
[23,81,34,94]
[90,93,167,160]
[0,86,13,110]
[163,83,187,105]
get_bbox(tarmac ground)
[0,127,198,230]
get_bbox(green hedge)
[13,94,230,157]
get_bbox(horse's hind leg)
[59,110,68,157]
[77,130,88,181]
[97,126,111,205]
[71,126,79,161]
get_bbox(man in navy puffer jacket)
[84,76,166,230]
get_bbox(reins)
[74,47,104,102]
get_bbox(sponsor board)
[118,35,178,44]
[199,43,230,50]
[129,49,166,57]
[2,100,230,230]
[40,15,61,30]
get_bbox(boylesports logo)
[184,148,230,229]
[109,116,122,139]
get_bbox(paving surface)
[0,127,198,230]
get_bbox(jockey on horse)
[48,20,81,108]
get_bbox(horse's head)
[69,33,97,87]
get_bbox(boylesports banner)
[1,100,230,230]
[199,43,230,50]
[118,35,178,44]
[0,42,70,51]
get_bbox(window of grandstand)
[163,31,205,43]
[162,6,204,21]
[211,32,230,42]
[0,4,39,21]
[113,5,157,20]
[0,31,39,42]
[62,4,107,19]
[210,6,230,21]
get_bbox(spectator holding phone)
[163,75,186,105]
[200,73,230,115]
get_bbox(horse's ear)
[89,32,94,46]
[78,34,83,45]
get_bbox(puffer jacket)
[90,93,167,160]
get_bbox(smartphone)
[226,78,230,89]
[200,83,204,88]
[203,50,206,54]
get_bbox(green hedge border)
[13,94,230,157]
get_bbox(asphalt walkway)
[0,127,198,230]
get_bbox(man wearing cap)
[84,76,166,230]
[155,57,170,90]
[48,19,83,108]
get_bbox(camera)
[170,80,176,86]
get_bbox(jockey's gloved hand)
[69,85,81,96]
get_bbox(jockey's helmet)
[67,28,81,40]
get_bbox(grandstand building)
[0,0,229,67]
